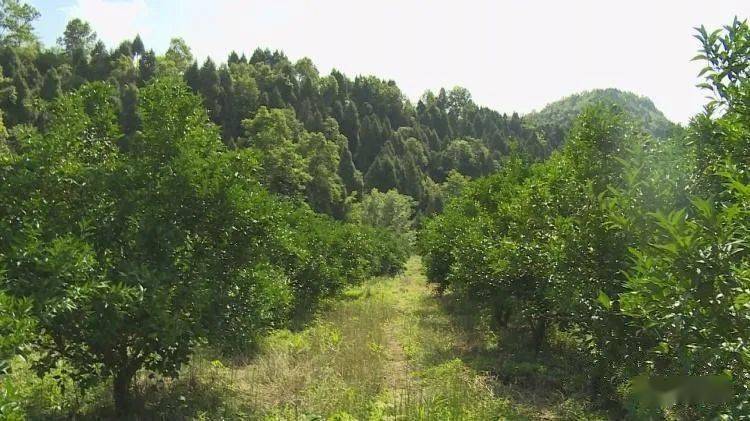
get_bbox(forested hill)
[0,18,675,214]
[526,88,681,149]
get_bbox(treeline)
[0,3,683,217]
[421,19,750,418]
[0,3,578,215]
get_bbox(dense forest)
[0,2,680,216]
[0,0,748,419]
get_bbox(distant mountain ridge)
[525,88,680,148]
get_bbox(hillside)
[526,88,681,148]
[0,20,677,214]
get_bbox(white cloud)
[63,0,151,45]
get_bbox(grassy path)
[159,257,603,420]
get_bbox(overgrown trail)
[173,257,602,420]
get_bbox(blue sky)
[26,1,750,123]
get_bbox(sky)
[27,0,750,124]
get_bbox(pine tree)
[228,51,241,65]
[89,41,111,81]
[131,35,145,57]
[138,50,157,85]
[198,58,222,121]
[184,61,200,91]
[120,83,139,135]
[40,67,62,100]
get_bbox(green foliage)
[694,18,750,107]
[0,15,611,216]
[157,37,193,77]
[0,6,722,418]
[0,0,38,48]
[421,19,750,417]
[0,78,406,415]
[241,106,311,196]
[0,6,681,216]
[438,138,495,178]
[241,106,348,217]
[349,188,417,246]
[527,88,681,148]
[0,291,33,366]
[57,18,97,57]
[441,169,470,202]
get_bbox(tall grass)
[8,257,604,419]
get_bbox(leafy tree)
[303,130,345,217]
[57,18,97,57]
[242,106,310,196]
[439,138,494,179]
[0,290,34,420]
[159,37,193,76]
[0,79,320,414]
[113,40,133,59]
[441,169,470,201]
[611,18,750,415]
[221,61,259,140]
[349,188,416,245]
[110,54,137,86]
[420,18,750,418]
[0,0,38,47]
[119,82,139,135]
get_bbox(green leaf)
[690,197,714,220]
[698,66,714,77]
[597,290,612,310]
[735,293,750,309]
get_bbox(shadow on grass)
[63,280,394,420]
[42,361,257,421]
[132,370,256,420]
[417,290,615,419]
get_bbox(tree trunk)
[531,318,547,353]
[113,367,135,418]
[494,307,512,328]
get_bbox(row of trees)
[0,1,559,215]
[420,19,750,418]
[0,77,408,417]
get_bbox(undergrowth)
[8,258,604,420]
